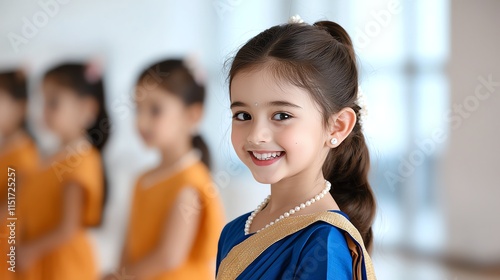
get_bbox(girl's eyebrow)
[230,100,302,109]
[230,101,246,109]
[268,100,303,109]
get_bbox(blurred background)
[1,0,499,279]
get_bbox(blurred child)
[0,71,38,280]
[17,63,110,280]
[216,17,377,279]
[107,59,224,280]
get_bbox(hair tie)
[356,86,368,128]
[288,14,305,24]
[85,60,103,84]
[183,54,206,86]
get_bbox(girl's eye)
[47,97,58,109]
[272,112,292,121]
[233,112,251,121]
[151,105,161,117]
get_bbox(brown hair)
[0,71,27,100]
[228,21,376,249]
[0,71,28,130]
[137,59,211,169]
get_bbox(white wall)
[443,0,500,262]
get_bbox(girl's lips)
[248,151,285,166]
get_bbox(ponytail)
[85,78,110,220]
[313,21,356,62]
[85,78,110,151]
[322,125,376,250]
[192,134,211,169]
[314,20,377,250]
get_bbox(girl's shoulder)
[294,210,351,242]
[136,160,212,192]
[292,212,354,275]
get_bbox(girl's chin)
[142,141,155,148]
[250,172,282,185]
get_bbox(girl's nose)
[247,120,272,144]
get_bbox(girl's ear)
[18,99,27,119]
[81,96,99,128]
[326,107,357,148]
[186,103,203,131]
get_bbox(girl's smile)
[248,150,286,166]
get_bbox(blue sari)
[216,210,356,279]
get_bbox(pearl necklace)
[244,180,332,235]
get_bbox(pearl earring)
[330,138,338,145]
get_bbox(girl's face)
[0,90,25,137]
[135,84,197,149]
[42,78,97,142]
[230,67,331,184]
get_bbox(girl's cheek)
[52,101,78,136]
[231,125,245,147]
[43,106,57,131]
[135,112,147,133]
[0,102,17,132]
[273,125,296,145]
[154,113,179,145]
[53,110,70,135]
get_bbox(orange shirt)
[124,160,225,280]
[17,145,103,280]
[0,135,38,280]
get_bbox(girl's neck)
[266,172,328,214]
[60,135,89,150]
[0,128,28,153]
[141,143,199,189]
[44,136,92,166]
[158,139,194,169]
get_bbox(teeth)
[252,151,283,161]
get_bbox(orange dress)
[124,160,225,280]
[17,146,104,280]
[0,135,38,280]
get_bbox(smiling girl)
[216,18,377,279]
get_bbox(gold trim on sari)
[217,211,376,280]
